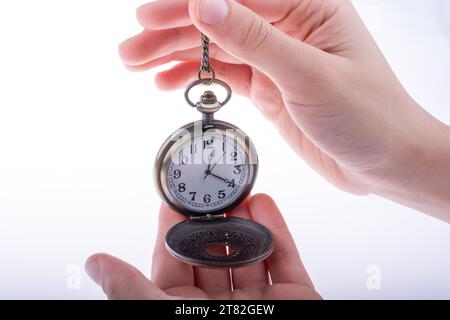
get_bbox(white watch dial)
[167,133,249,213]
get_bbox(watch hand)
[203,150,215,179]
[209,151,226,172]
[208,172,230,184]
[204,161,211,178]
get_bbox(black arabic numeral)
[180,155,189,165]
[233,166,242,175]
[218,190,226,199]
[178,183,186,193]
[203,136,215,149]
[173,169,181,179]
[203,194,211,204]
[189,192,197,201]
[228,179,236,188]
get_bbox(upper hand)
[118,0,417,195]
[120,0,450,221]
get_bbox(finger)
[125,44,242,72]
[229,197,269,290]
[137,0,297,30]
[151,204,195,290]
[138,0,192,30]
[248,194,315,288]
[155,60,252,97]
[188,0,328,91]
[85,253,170,300]
[119,26,201,66]
[193,267,232,296]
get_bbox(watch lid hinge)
[190,213,226,221]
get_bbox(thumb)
[188,0,326,88]
[85,253,171,300]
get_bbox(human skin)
[86,0,450,299]
[118,0,450,222]
[86,194,322,300]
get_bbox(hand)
[85,194,321,300]
[120,0,450,221]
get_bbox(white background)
[0,0,449,299]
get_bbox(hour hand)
[206,171,229,184]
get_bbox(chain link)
[200,33,211,73]
[199,33,215,84]
[185,33,232,111]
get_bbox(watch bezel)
[154,120,258,218]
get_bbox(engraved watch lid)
[165,217,273,269]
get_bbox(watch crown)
[200,91,218,105]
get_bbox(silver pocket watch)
[154,34,273,269]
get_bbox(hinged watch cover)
[166,217,273,269]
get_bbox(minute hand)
[209,151,226,172]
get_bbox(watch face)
[165,131,252,214]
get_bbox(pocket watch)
[154,34,273,269]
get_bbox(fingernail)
[85,258,102,285]
[198,0,229,26]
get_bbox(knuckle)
[238,17,272,53]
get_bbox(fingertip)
[85,253,112,286]
[86,253,169,300]
[86,252,115,263]
[249,193,288,228]
[85,254,98,273]
[118,38,137,65]
[118,36,131,56]
[118,32,153,66]
[137,0,191,30]
[250,193,276,206]
[136,3,149,25]
[136,3,158,29]
[123,63,144,73]
[249,193,278,215]
[85,252,105,270]
[155,62,198,91]
[227,196,251,218]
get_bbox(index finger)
[137,0,297,30]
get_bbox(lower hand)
[85,194,321,300]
